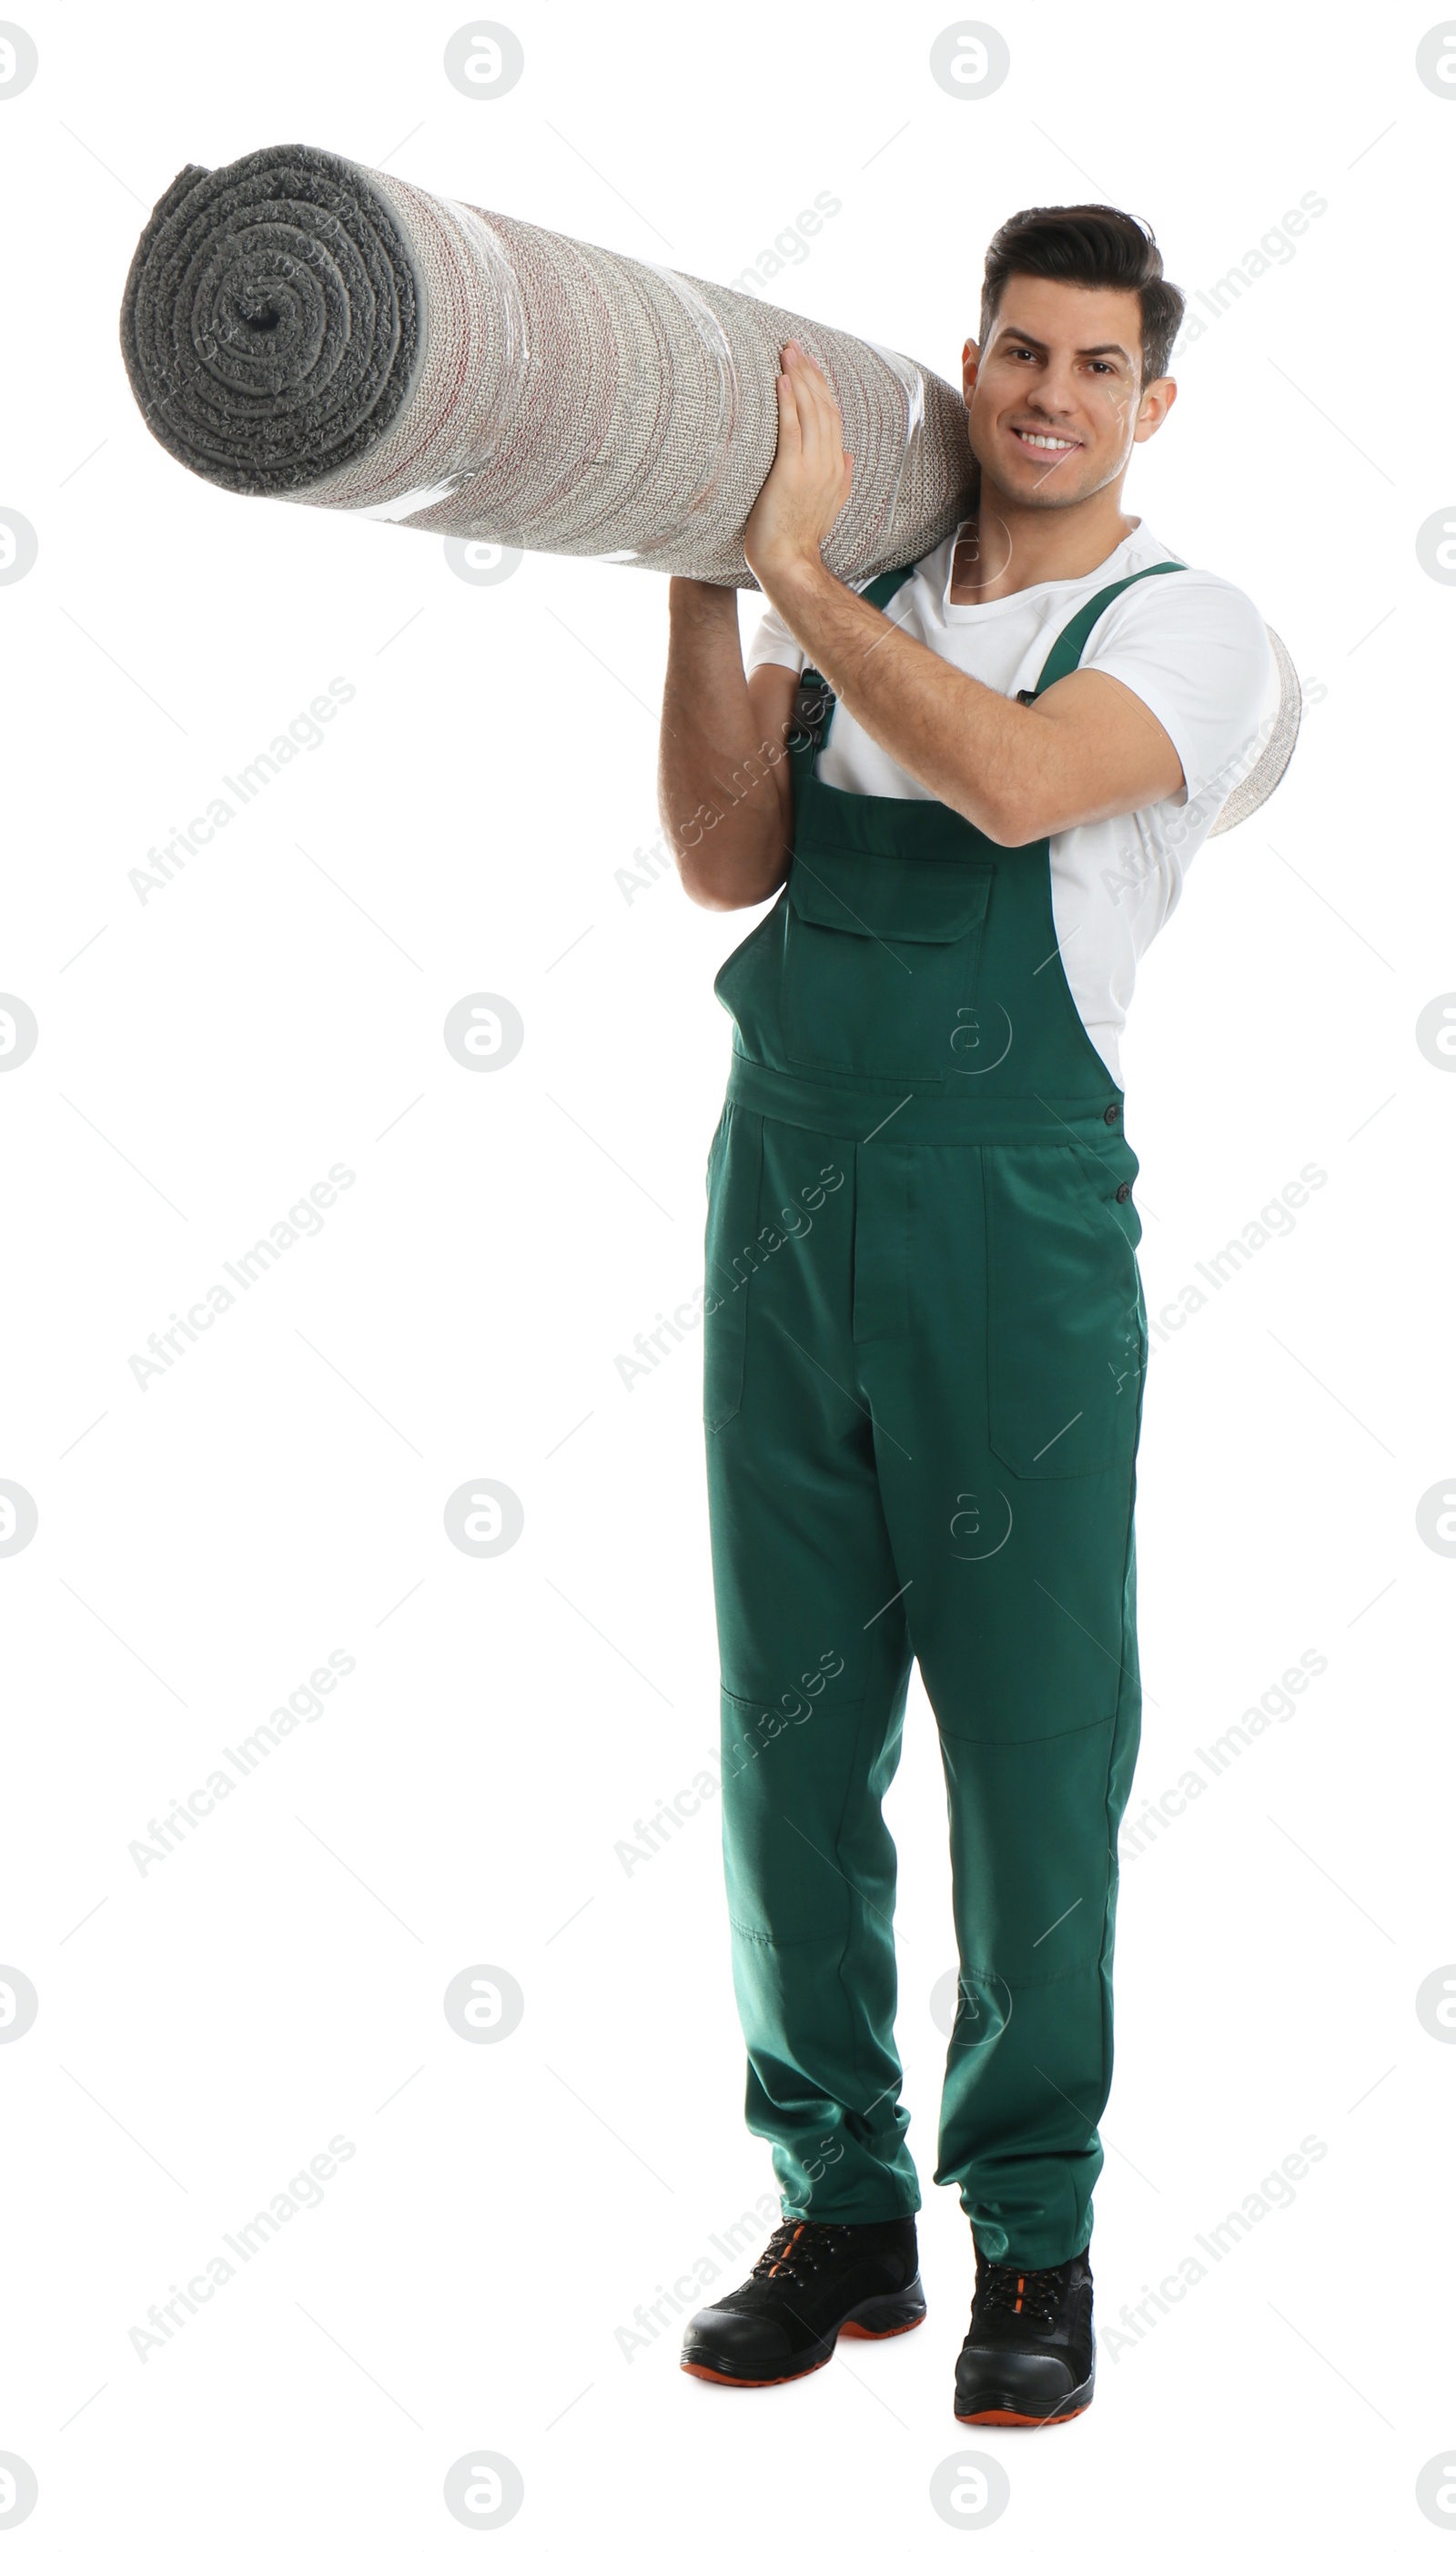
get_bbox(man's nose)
[1026,363,1079,414]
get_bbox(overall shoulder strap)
[793,557,921,755]
[1031,559,1187,696]
[857,558,918,613]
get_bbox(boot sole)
[681,2283,926,2386]
[955,2377,1094,2427]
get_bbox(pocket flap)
[787,846,991,945]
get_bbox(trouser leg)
[703,1111,920,2223]
[931,1516,1142,2265]
[860,1137,1147,2267]
[721,1664,919,2222]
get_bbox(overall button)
[1103,1101,1120,1124]
[1115,1180,1132,1203]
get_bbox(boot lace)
[980,2259,1069,2327]
[746,2222,843,2290]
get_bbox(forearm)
[760,559,1040,844]
[658,582,794,908]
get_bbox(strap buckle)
[788,666,834,752]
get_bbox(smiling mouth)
[1009,427,1081,454]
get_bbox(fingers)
[784,337,830,390]
[781,339,842,468]
[751,339,854,564]
[774,362,803,460]
[784,339,838,421]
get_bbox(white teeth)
[1015,430,1076,451]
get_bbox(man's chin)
[976,462,1094,513]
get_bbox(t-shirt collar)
[937,518,1148,621]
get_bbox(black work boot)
[680,2216,925,2386]
[953,2236,1095,2425]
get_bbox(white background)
[2,2,1453,2542]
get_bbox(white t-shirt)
[744,520,1275,1087]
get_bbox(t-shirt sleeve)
[1082,572,1274,814]
[743,572,901,680]
[743,598,806,677]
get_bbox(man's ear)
[962,337,982,402]
[1132,376,1178,443]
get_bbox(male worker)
[657,205,1273,2425]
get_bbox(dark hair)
[979,205,1184,383]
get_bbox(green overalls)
[703,559,1185,2270]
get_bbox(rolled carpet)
[119,140,1299,825]
[119,140,973,589]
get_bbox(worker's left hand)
[743,339,854,587]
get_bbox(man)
[656,205,1272,2425]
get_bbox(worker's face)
[962,275,1176,510]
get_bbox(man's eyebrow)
[997,328,1135,362]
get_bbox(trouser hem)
[781,2202,922,2227]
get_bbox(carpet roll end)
[120,142,422,496]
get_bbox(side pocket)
[703,1106,763,1433]
[984,1145,1145,1481]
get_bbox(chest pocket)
[782,846,993,1081]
